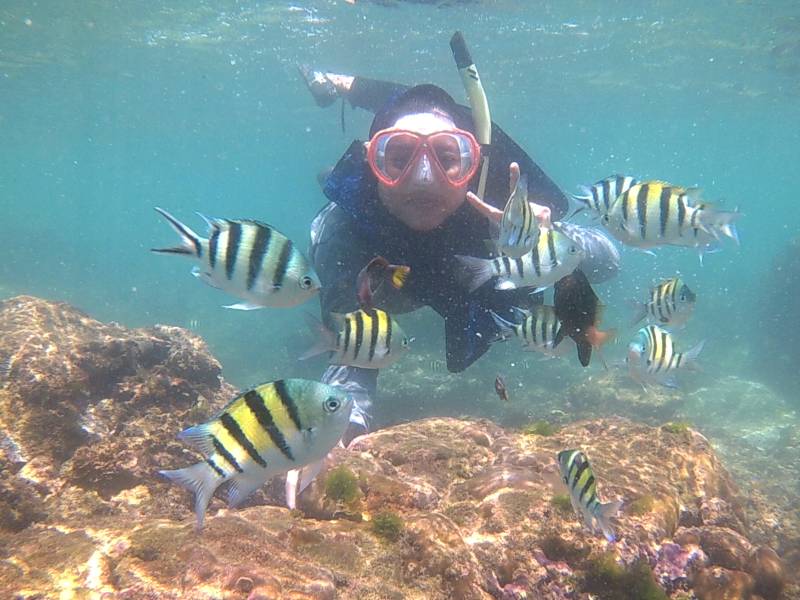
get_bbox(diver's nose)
[409,152,435,185]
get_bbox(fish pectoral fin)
[223,302,264,310]
[192,267,221,289]
[285,459,326,509]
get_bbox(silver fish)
[457,227,584,293]
[554,222,621,284]
[627,325,704,389]
[153,208,321,309]
[498,169,538,258]
[160,379,352,529]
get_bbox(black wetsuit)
[310,77,569,426]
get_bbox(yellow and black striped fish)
[457,227,583,293]
[159,379,352,529]
[602,181,739,249]
[557,449,622,542]
[626,325,704,389]
[631,277,696,328]
[491,305,573,357]
[301,308,412,369]
[571,174,638,218]
[153,208,320,309]
[498,167,539,258]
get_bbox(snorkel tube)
[450,31,492,200]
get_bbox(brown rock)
[749,546,785,600]
[693,566,754,600]
[0,297,785,599]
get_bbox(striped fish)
[159,379,352,529]
[456,227,584,293]
[571,174,638,218]
[490,305,574,357]
[557,449,622,542]
[498,166,539,258]
[152,208,320,309]
[301,308,412,369]
[627,325,704,389]
[601,181,740,250]
[631,277,696,328]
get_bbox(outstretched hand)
[465,161,551,228]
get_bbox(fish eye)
[680,293,687,301]
[323,396,341,412]
[300,275,314,289]
[568,245,578,254]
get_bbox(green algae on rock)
[324,465,361,504]
[628,494,656,516]
[662,422,691,434]
[522,419,560,436]
[582,553,668,600]
[550,493,573,515]
[370,511,404,542]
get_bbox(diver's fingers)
[509,162,520,195]
[466,191,503,223]
[531,202,551,228]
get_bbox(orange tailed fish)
[356,256,410,310]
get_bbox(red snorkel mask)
[366,126,481,189]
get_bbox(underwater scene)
[1,0,799,598]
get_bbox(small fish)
[630,277,696,328]
[557,449,622,542]
[627,325,704,389]
[491,305,574,358]
[456,227,583,293]
[356,256,410,310]
[554,222,621,284]
[554,270,615,367]
[601,181,740,250]
[301,308,412,369]
[159,379,352,529]
[571,174,638,218]
[497,164,539,258]
[494,375,510,402]
[153,208,320,309]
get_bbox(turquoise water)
[2,0,799,399]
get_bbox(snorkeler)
[299,54,619,446]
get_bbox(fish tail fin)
[490,310,517,340]
[627,299,648,327]
[697,205,741,245]
[390,265,411,289]
[455,255,495,293]
[152,207,202,256]
[590,327,616,348]
[595,499,623,542]
[299,313,336,360]
[159,461,222,530]
[682,339,705,370]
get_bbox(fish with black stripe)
[490,305,574,358]
[627,324,704,389]
[571,174,639,218]
[630,277,696,328]
[152,208,320,309]
[159,378,352,529]
[300,308,412,369]
[557,449,622,542]
[497,162,539,258]
[601,181,740,250]
[456,226,584,293]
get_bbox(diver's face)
[374,113,470,232]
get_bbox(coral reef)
[0,296,793,599]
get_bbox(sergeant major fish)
[497,162,539,258]
[557,449,622,542]
[301,308,412,369]
[601,181,740,250]
[627,325,704,389]
[159,379,352,529]
[457,227,584,293]
[491,305,574,358]
[152,208,320,309]
[571,174,638,218]
[630,277,696,328]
